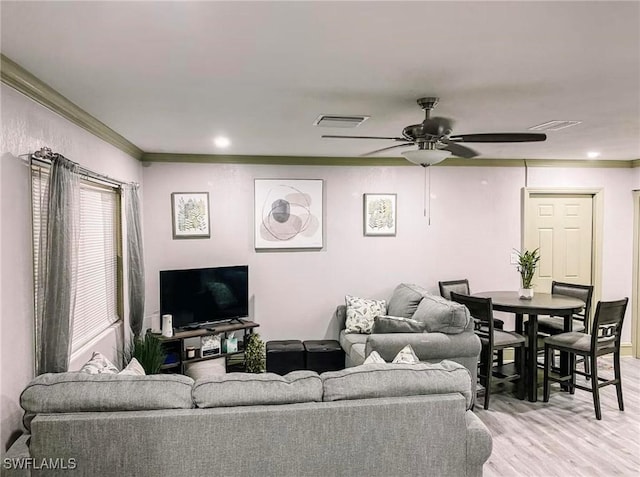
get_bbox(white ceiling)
[1,1,639,160]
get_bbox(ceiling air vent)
[528,120,582,131]
[313,115,370,128]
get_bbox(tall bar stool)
[440,279,505,366]
[451,292,526,410]
[536,281,594,374]
[543,298,628,420]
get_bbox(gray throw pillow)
[371,315,428,334]
[411,293,471,334]
[386,283,428,318]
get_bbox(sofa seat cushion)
[339,329,368,356]
[412,293,472,334]
[322,361,473,409]
[21,372,194,431]
[386,283,428,318]
[193,371,322,408]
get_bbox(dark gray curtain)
[35,156,79,374]
[124,184,145,337]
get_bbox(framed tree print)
[171,192,210,239]
[363,193,397,236]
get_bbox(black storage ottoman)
[266,340,305,375]
[303,340,345,373]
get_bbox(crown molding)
[1,54,142,160]
[141,153,412,166]
[142,153,635,168]
[522,159,633,168]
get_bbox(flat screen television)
[160,265,249,329]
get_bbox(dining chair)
[543,297,628,420]
[451,292,526,410]
[438,279,472,300]
[440,279,505,366]
[536,281,594,374]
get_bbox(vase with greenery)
[123,333,166,374]
[244,333,266,373]
[515,248,541,299]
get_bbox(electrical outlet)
[510,252,519,265]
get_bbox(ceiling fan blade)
[439,137,479,159]
[449,133,547,143]
[361,143,415,157]
[322,135,409,142]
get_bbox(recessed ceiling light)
[587,151,601,159]
[214,136,231,148]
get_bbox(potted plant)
[244,333,266,373]
[515,248,541,300]
[123,333,166,374]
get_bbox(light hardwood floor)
[475,356,640,477]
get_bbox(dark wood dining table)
[473,291,586,402]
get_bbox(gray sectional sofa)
[5,361,492,477]
[338,284,482,395]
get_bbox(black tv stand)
[229,317,246,324]
[156,320,259,374]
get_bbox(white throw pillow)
[79,352,119,374]
[363,351,386,365]
[118,358,146,376]
[345,295,387,334]
[392,345,420,365]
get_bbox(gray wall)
[0,85,142,451]
[142,162,635,343]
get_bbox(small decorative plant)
[514,248,540,298]
[124,333,166,374]
[244,333,266,373]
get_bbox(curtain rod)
[29,147,138,188]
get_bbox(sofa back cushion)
[386,283,427,318]
[193,371,322,408]
[411,293,472,334]
[21,372,194,430]
[321,361,473,409]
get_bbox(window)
[32,166,122,353]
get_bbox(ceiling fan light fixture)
[401,149,450,166]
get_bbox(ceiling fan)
[322,97,547,166]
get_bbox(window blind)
[32,167,121,353]
[72,182,120,351]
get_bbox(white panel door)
[525,194,593,294]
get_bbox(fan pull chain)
[423,165,432,225]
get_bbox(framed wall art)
[254,179,323,250]
[171,192,210,239]
[363,193,397,236]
